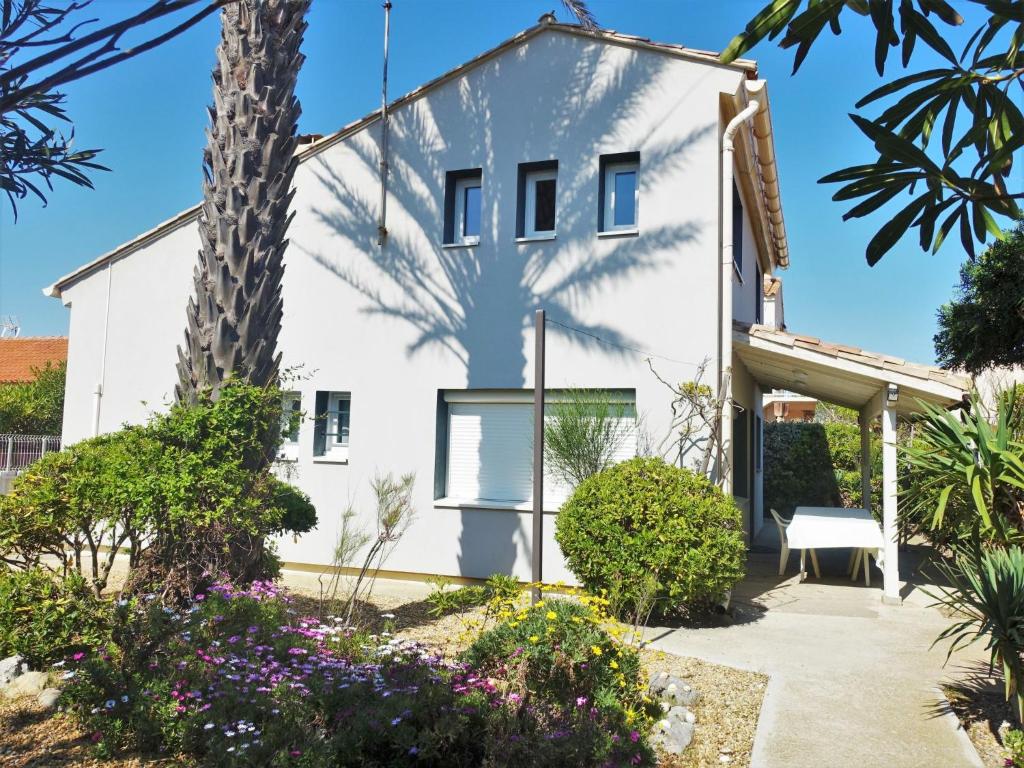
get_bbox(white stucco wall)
[57,29,765,580]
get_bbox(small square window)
[443,169,482,245]
[278,391,302,461]
[314,391,351,460]
[517,161,558,239]
[598,153,639,233]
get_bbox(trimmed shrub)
[555,457,745,617]
[0,361,65,434]
[0,567,110,667]
[763,420,881,517]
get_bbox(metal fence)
[1,434,61,472]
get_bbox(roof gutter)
[745,80,788,268]
[719,96,760,495]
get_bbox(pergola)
[733,324,969,604]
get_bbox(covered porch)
[732,324,969,604]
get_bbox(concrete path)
[645,547,987,768]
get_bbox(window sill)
[597,228,638,239]
[441,240,479,249]
[434,496,561,514]
[312,451,349,465]
[515,234,557,243]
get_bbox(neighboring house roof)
[44,20,778,300]
[733,323,968,415]
[0,337,67,383]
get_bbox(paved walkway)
[644,545,986,768]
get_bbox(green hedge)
[763,421,881,517]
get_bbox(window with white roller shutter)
[441,391,637,507]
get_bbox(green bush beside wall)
[763,420,881,518]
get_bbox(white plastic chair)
[770,508,819,579]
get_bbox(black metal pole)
[531,309,545,603]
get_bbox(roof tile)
[0,337,67,383]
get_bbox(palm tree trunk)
[176,0,309,405]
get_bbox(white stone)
[37,688,61,709]
[2,670,47,698]
[0,655,25,686]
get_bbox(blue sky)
[0,0,1001,364]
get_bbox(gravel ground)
[0,590,767,768]
[943,668,1016,768]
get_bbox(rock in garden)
[664,680,700,706]
[666,705,688,723]
[36,688,61,710]
[649,670,672,695]
[2,670,47,698]
[0,655,25,686]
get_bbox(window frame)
[522,167,558,239]
[278,391,302,462]
[453,176,481,245]
[732,182,744,276]
[442,168,482,246]
[313,390,351,463]
[602,160,639,232]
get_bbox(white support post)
[881,393,901,605]
[859,410,872,515]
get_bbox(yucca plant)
[930,545,1024,724]
[176,0,310,410]
[902,391,1024,545]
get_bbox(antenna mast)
[377,0,392,246]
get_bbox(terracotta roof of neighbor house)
[0,337,68,383]
[44,21,777,299]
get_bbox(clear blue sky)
[0,0,999,364]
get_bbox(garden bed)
[942,671,1015,768]
[0,588,767,768]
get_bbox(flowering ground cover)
[56,581,655,767]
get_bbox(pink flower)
[290,750,302,757]
[629,730,640,743]
[72,652,85,661]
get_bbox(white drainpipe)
[719,97,760,494]
[92,260,114,437]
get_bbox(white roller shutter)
[445,398,638,507]
[446,403,534,502]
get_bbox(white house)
[44,20,967,600]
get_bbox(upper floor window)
[599,153,639,233]
[517,161,558,239]
[732,182,744,275]
[443,169,482,245]
[314,390,351,461]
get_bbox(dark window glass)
[733,184,744,273]
[613,171,636,226]
[755,265,763,323]
[733,407,749,499]
[463,185,481,237]
[534,178,556,232]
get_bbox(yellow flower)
[508,621,518,628]
[529,635,540,643]
[609,660,619,669]
[591,646,603,656]
[546,610,557,620]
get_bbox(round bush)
[555,457,745,616]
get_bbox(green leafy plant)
[764,418,881,517]
[0,567,109,667]
[544,389,632,488]
[935,226,1024,373]
[0,361,65,434]
[461,596,655,743]
[902,391,1024,545]
[556,457,746,617]
[930,545,1024,723]
[1005,727,1024,766]
[722,1,1023,264]
[425,573,523,618]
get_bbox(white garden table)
[787,507,885,586]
